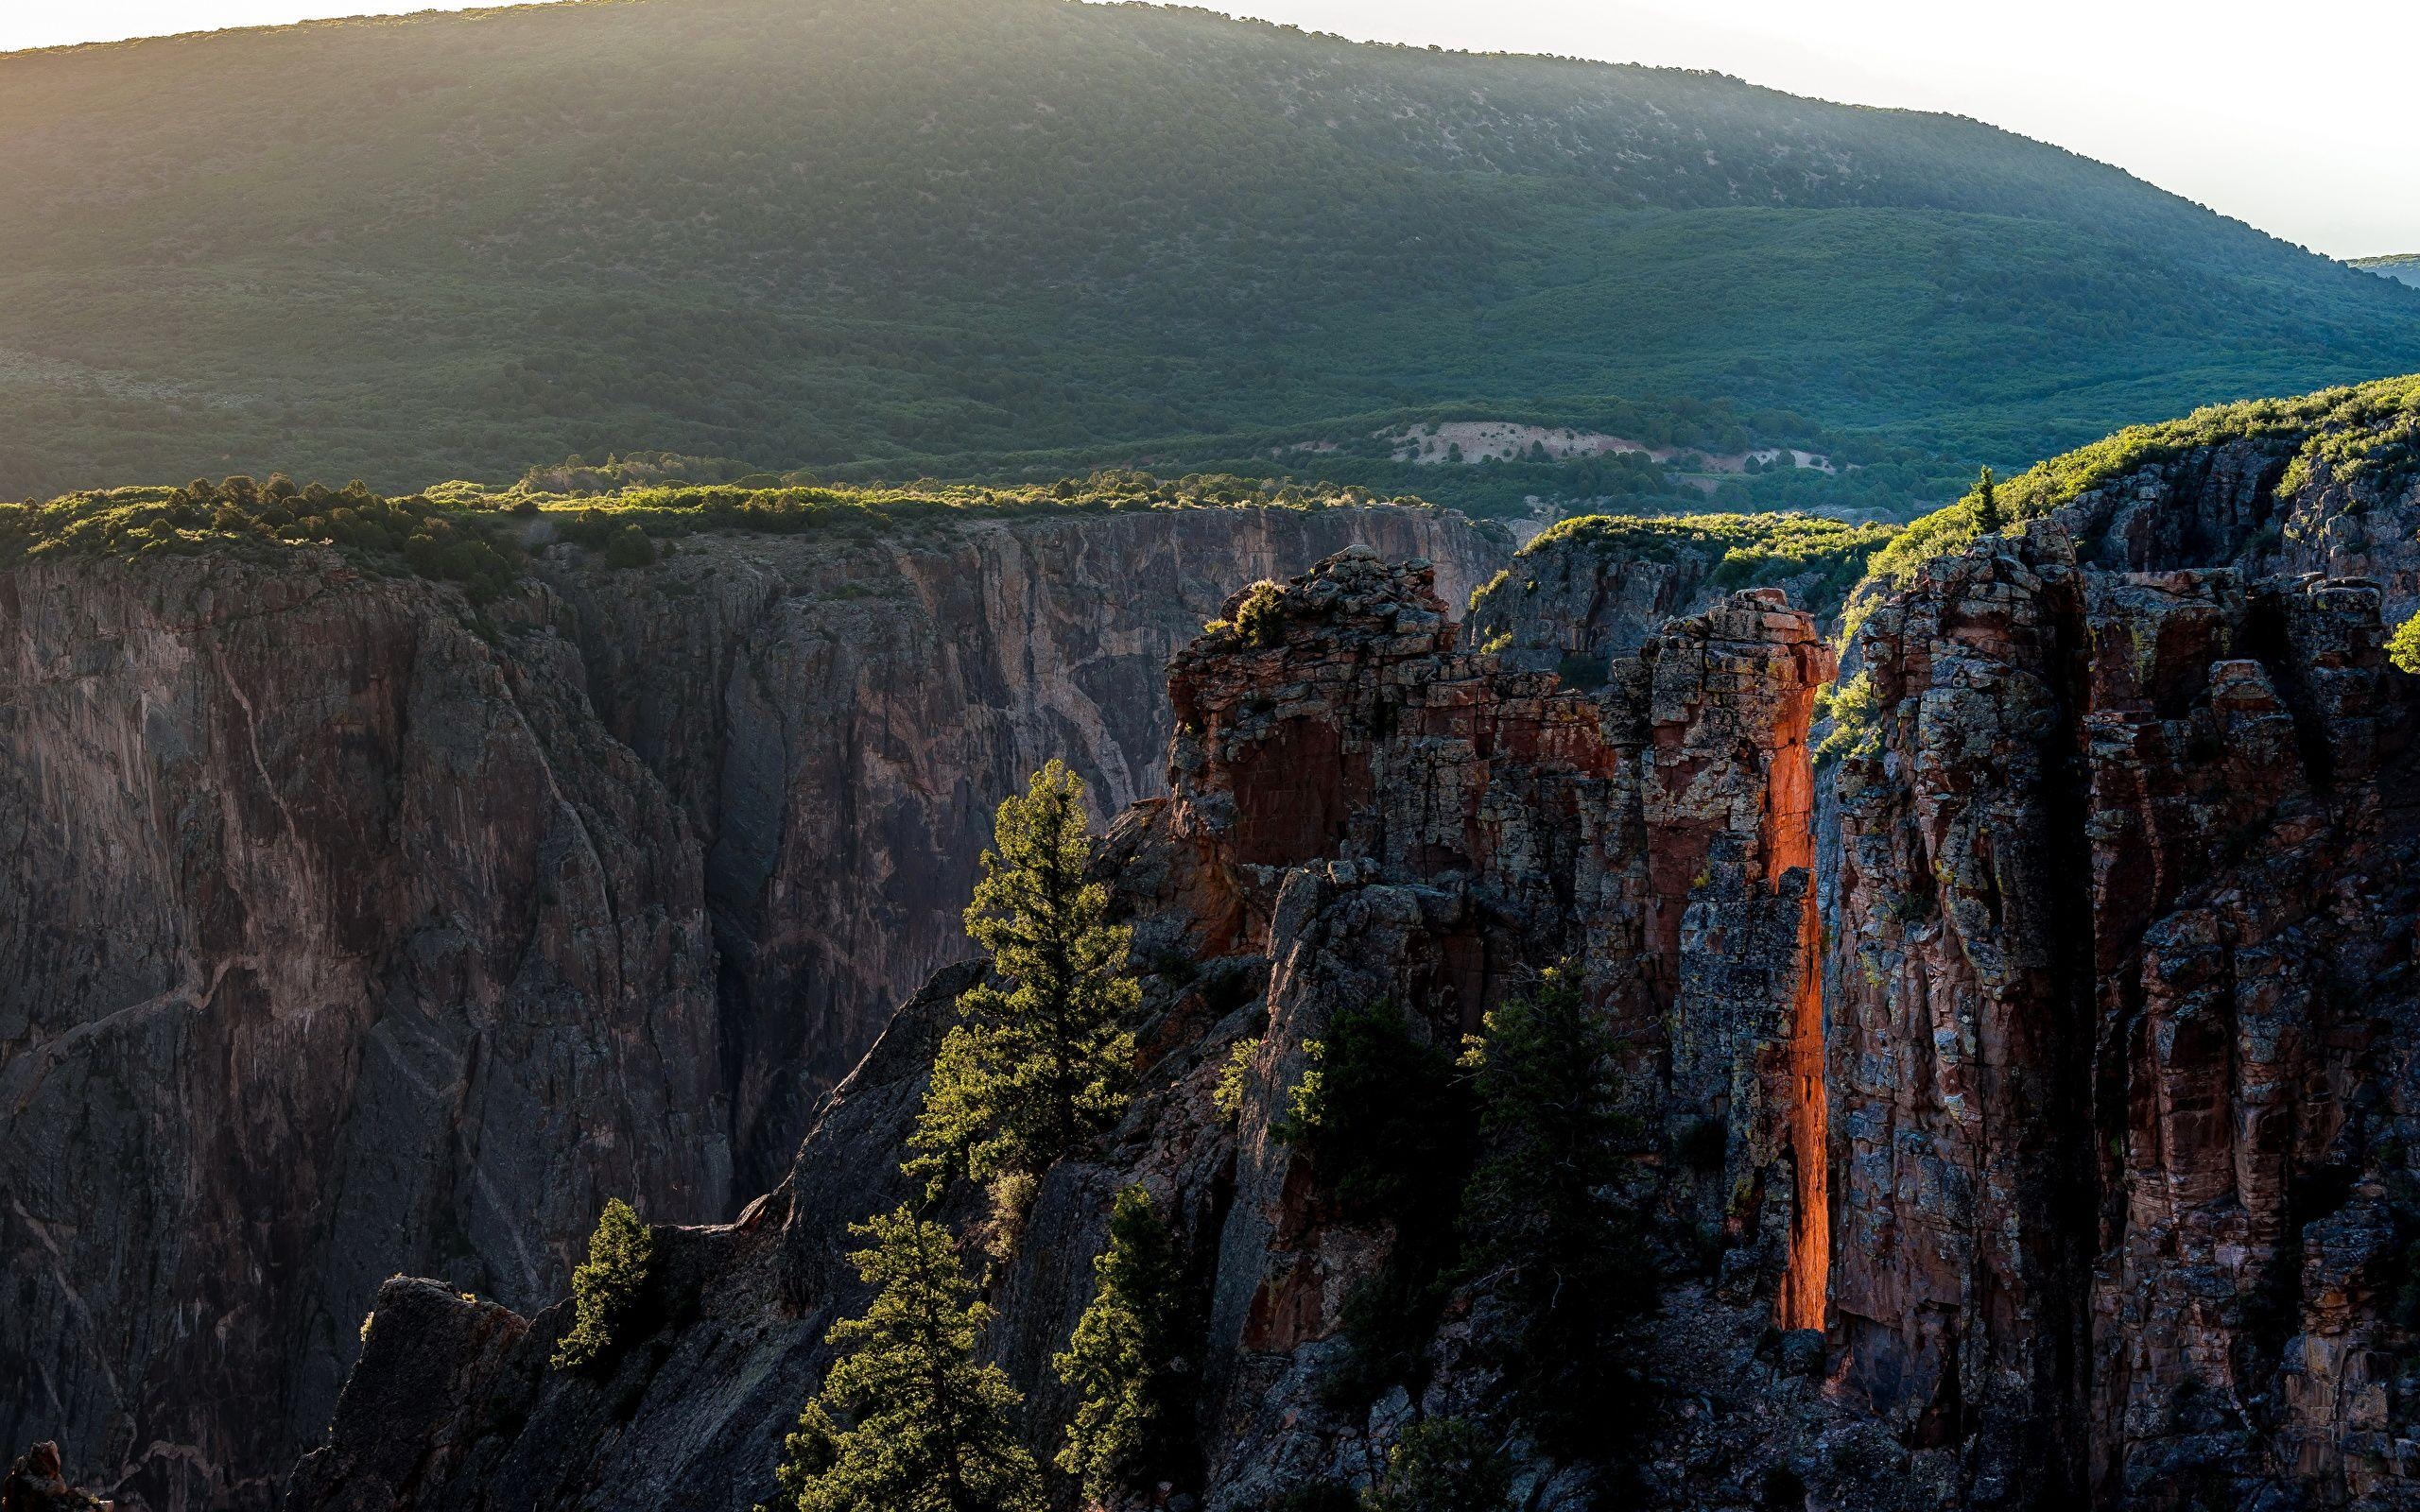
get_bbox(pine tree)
[1459,966,1649,1446]
[770,1207,1045,1512]
[1054,1186,1186,1503]
[1974,464,2004,535]
[909,762,1139,1195]
[550,1197,652,1371]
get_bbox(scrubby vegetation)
[1212,1037,1261,1126]
[1279,1002,1475,1409]
[1856,374,2420,610]
[0,469,1427,602]
[8,0,2419,509]
[2390,614,2420,677]
[550,1198,652,1372]
[1202,579,1291,646]
[1470,511,1899,624]
[0,474,527,598]
[1363,1418,1514,1512]
[1279,1002,1468,1217]
[1814,672,1887,766]
[909,762,1140,1199]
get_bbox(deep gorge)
[13,406,2420,1510]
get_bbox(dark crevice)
[2028,569,2103,1505]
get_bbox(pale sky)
[7,0,2414,258]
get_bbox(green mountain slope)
[4,0,2418,508]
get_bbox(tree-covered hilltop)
[5,0,2419,510]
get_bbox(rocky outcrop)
[0,506,1506,1512]
[287,546,1849,1511]
[1160,552,1844,1504]
[301,434,2420,1512]
[1461,514,1888,681]
[2,1443,110,1512]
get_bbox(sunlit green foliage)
[1202,579,1289,647]
[1053,1186,1188,1503]
[1836,374,2420,650]
[0,474,526,598]
[5,0,2416,509]
[908,762,1139,1196]
[551,1198,652,1372]
[1211,1036,1260,1126]
[2388,613,2420,676]
[769,1206,1044,1512]
[0,470,1426,604]
[1472,511,1899,624]
[1813,671,1887,766]
[1862,374,2420,593]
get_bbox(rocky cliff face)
[290,427,2420,1511]
[1461,514,1889,681]
[0,506,1506,1512]
[1827,447,2420,1508]
[287,545,1853,1511]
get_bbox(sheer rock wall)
[0,507,1506,1512]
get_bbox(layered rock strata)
[0,506,1505,1512]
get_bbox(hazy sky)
[7,0,2414,258]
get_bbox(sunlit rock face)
[0,506,1507,1512]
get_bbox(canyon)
[0,504,1507,1512]
[286,414,2420,1509]
[14,393,2420,1511]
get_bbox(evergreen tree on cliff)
[769,1207,1045,1512]
[1054,1185,1189,1503]
[909,761,1139,1197]
[1459,966,1650,1448]
[1974,465,2003,534]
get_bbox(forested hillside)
[4,0,2417,510]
